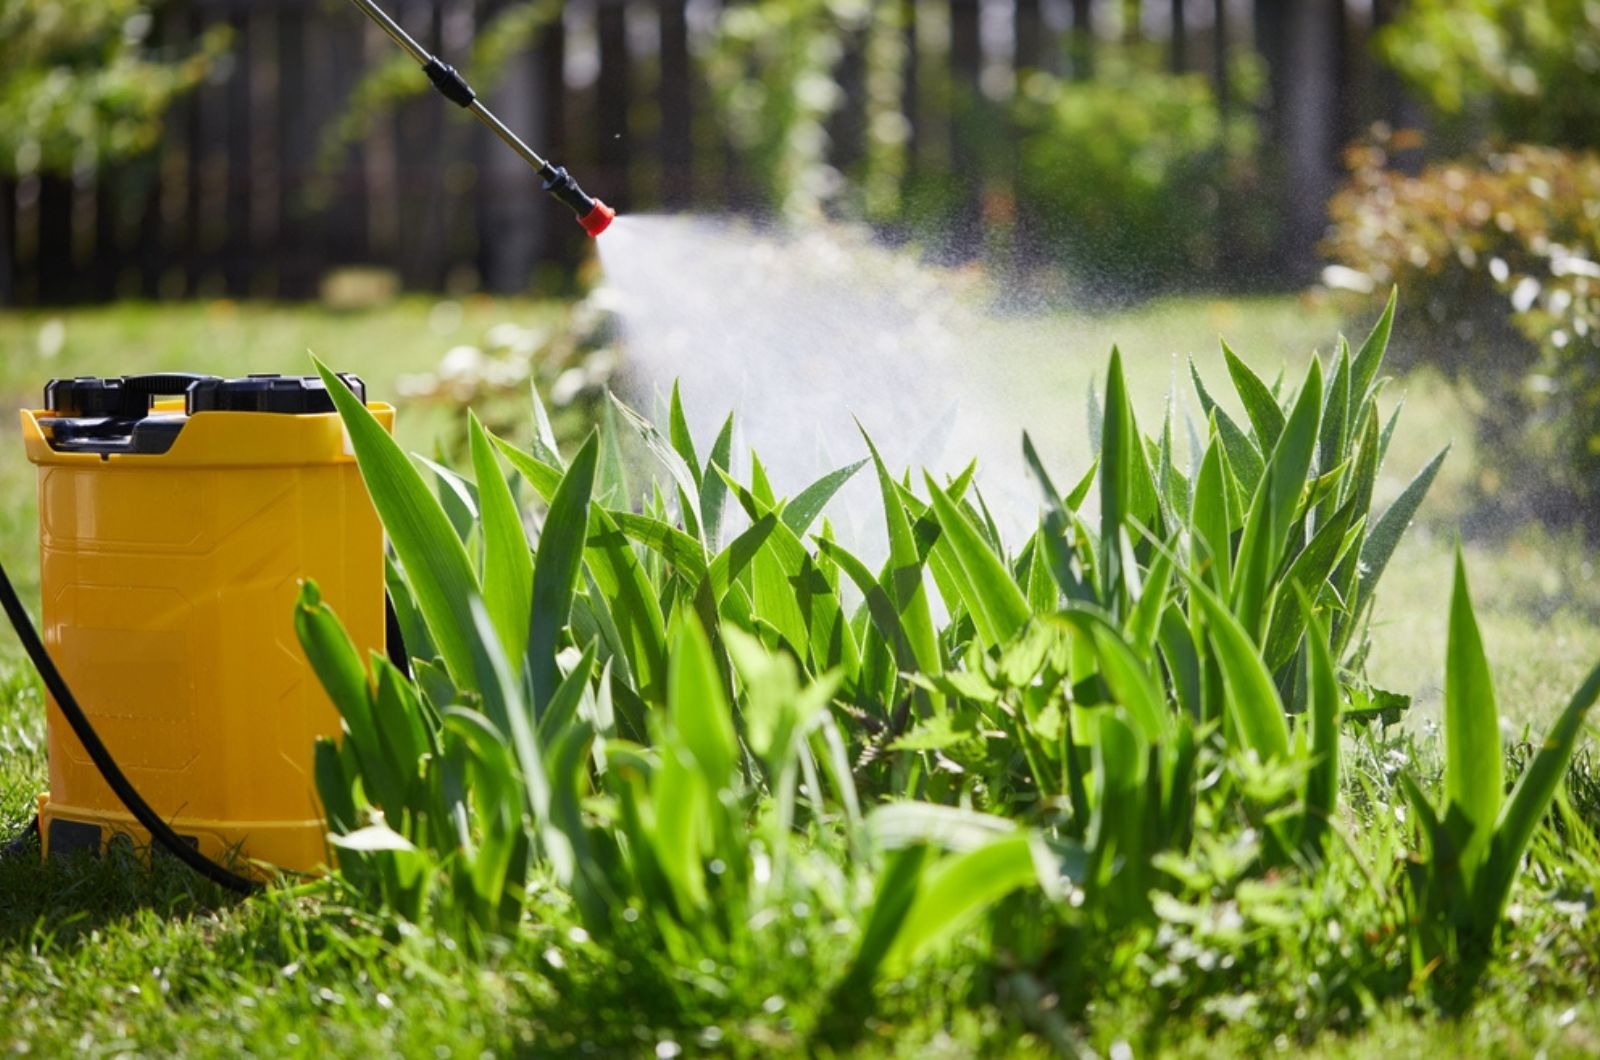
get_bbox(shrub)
[1013,54,1259,295]
[0,0,225,178]
[1378,0,1600,152]
[1323,136,1600,527]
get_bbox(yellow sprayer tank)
[20,373,391,875]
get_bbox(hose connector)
[540,163,615,238]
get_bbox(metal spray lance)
[346,0,616,238]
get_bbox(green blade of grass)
[612,511,709,584]
[1191,429,1232,594]
[609,392,701,525]
[1231,357,1321,640]
[1099,348,1160,606]
[668,381,701,487]
[1173,554,1291,760]
[490,434,565,500]
[1022,433,1095,605]
[717,467,860,679]
[1318,341,1352,484]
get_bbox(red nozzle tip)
[579,200,615,238]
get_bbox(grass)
[3,293,1599,1055]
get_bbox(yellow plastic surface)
[21,402,392,876]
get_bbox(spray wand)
[347,0,615,238]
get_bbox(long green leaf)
[1222,340,1286,450]
[1179,560,1291,760]
[470,413,535,665]
[863,432,941,675]
[529,432,599,714]
[924,473,1031,650]
[1484,660,1600,921]
[612,511,709,583]
[1357,445,1449,606]
[1443,549,1502,874]
[668,381,701,487]
[670,612,738,791]
[886,832,1040,973]
[1298,587,1339,857]
[1191,430,1232,594]
[1231,357,1321,640]
[784,459,867,536]
[490,435,565,500]
[1350,286,1397,402]
[700,414,735,549]
[316,358,481,687]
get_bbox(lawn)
[2,294,1598,1056]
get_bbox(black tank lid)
[187,373,366,414]
[45,374,216,418]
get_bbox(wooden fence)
[0,0,1402,306]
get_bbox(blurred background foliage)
[1378,0,1600,152]
[1012,50,1261,294]
[0,0,224,179]
[3,0,1600,532]
[1326,138,1600,531]
[1327,0,1600,533]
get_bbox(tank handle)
[122,373,217,400]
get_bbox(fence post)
[1280,0,1340,283]
[0,179,13,307]
[596,0,633,210]
[1013,0,1044,267]
[949,0,982,258]
[1070,0,1094,80]
[477,0,539,293]
[223,7,254,297]
[534,12,575,282]
[659,0,693,209]
[1170,0,1186,72]
[36,176,74,306]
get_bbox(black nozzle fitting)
[539,163,616,237]
[422,57,476,108]
[539,164,596,217]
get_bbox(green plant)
[1324,137,1600,528]
[292,295,1599,1032]
[1398,550,1600,993]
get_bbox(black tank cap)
[186,373,366,415]
[45,374,219,418]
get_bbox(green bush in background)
[1379,0,1600,152]
[1324,136,1600,529]
[1013,55,1258,294]
[0,0,224,178]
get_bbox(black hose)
[0,814,38,860]
[0,558,258,894]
